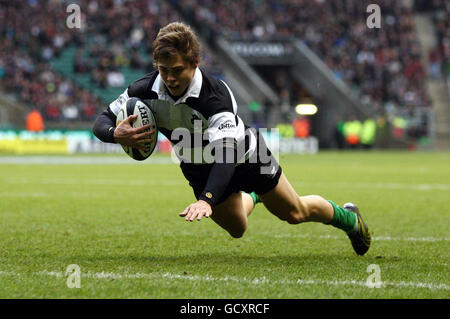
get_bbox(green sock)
[327,200,357,233]
[244,192,261,205]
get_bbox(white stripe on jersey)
[109,89,129,115]
[215,80,256,162]
[220,80,238,115]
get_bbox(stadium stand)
[0,1,102,124]
[172,0,431,112]
[0,0,446,147]
[429,0,449,81]
[413,0,450,148]
[0,0,223,124]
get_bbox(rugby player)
[93,22,371,255]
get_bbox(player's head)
[153,22,200,96]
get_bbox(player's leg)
[260,172,371,255]
[259,173,335,224]
[210,192,255,238]
[241,192,256,217]
[180,162,258,238]
[251,130,336,224]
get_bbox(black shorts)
[180,131,282,206]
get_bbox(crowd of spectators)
[0,0,223,123]
[0,0,444,126]
[71,0,175,89]
[71,0,224,88]
[174,0,431,113]
[0,47,100,122]
[0,1,99,122]
[416,0,450,81]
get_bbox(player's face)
[157,53,197,97]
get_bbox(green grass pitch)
[0,151,448,298]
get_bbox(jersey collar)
[151,67,202,103]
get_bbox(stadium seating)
[173,0,431,111]
[429,0,449,80]
[0,0,222,123]
[1,0,446,129]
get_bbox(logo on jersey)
[218,120,236,131]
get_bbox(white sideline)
[271,234,450,242]
[2,177,450,191]
[292,181,450,191]
[0,270,448,291]
[0,156,174,165]
[0,178,185,187]
[0,188,448,243]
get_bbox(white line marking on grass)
[373,236,450,242]
[1,177,185,187]
[270,233,449,242]
[0,271,19,276]
[3,176,448,191]
[350,182,450,191]
[0,270,446,291]
[292,181,450,191]
[0,190,108,199]
[0,192,51,198]
[0,156,174,165]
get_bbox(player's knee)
[229,227,246,238]
[228,221,247,238]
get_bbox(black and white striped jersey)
[107,67,256,164]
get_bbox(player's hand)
[114,115,154,150]
[179,200,212,222]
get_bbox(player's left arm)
[179,78,240,221]
[179,138,237,221]
[93,107,118,143]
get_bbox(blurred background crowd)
[0,0,448,148]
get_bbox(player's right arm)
[92,90,152,150]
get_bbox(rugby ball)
[116,97,158,161]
